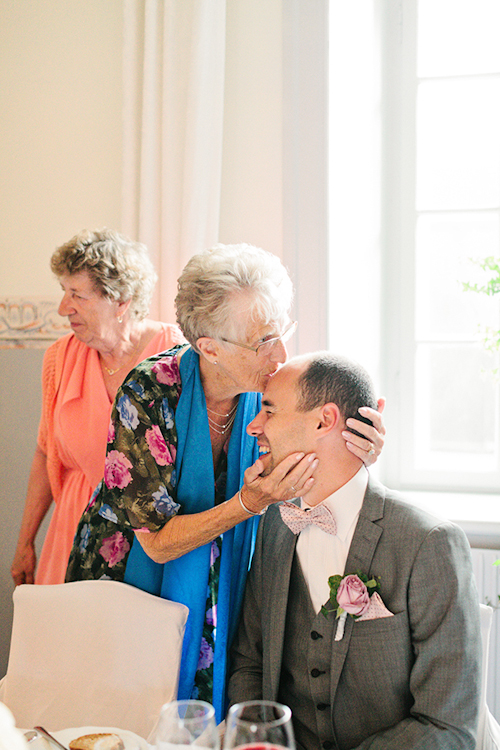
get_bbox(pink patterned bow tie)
[279,501,337,535]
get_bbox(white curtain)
[282,0,329,354]
[122,0,227,323]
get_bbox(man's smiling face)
[246,362,319,474]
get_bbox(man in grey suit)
[229,351,481,750]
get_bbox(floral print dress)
[192,449,228,701]
[66,344,228,701]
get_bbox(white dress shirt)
[295,465,368,613]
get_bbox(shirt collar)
[301,465,368,541]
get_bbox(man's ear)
[316,403,341,433]
[196,337,220,364]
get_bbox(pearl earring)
[118,316,123,324]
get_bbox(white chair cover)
[1,580,188,740]
[476,604,500,750]
[0,701,28,750]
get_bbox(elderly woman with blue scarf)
[66,243,385,721]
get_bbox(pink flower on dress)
[206,605,217,627]
[99,531,131,567]
[146,425,175,466]
[152,359,178,385]
[107,421,115,444]
[104,450,133,489]
[336,574,370,616]
[210,541,220,566]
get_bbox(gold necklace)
[101,339,141,376]
[104,364,124,376]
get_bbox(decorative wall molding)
[0,298,70,348]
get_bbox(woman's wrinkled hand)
[239,451,319,514]
[11,542,37,586]
[342,397,386,467]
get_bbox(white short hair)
[175,243,294,349]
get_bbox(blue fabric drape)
[124,347,260,721]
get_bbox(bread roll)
[68,733,124,750]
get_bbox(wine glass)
[155,699,220,749]
[223,700,295,750]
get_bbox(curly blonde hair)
[50,228,157,320]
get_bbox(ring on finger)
[367,447,375,456]
[290,485,297,494]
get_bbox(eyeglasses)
[222,320,298,356]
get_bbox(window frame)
[381,0,500,494]
[283,0,500,514]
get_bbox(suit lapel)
[265,510,297,699]
[329,477,386,706]
[344,477,385,574]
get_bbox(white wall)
[220,0,283,255]
[0,0,124,300]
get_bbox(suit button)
[311,668,324,678]
[311,630,322,640]
[317,703,329,711]
[322,742,334,749]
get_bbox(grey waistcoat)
[277,553,337,750]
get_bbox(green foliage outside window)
[463,257,500,361]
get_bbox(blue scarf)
[124,347,261,721]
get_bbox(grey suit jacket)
[228,476,482,750]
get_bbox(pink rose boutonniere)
[322,571,381,641]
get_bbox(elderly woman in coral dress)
[11,229,184,586]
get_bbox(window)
[329,0,500,496]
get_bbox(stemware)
[223,701,295,750]
[155,699,220,749]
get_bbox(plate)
[50,727,148,750]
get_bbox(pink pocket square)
[357,592,394,621]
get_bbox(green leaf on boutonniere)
[328,574,343,592]
[354,571,381,591]
[321,574,343,617]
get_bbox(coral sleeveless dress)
[35,324,184,584]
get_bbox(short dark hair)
[296,352,378,429]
